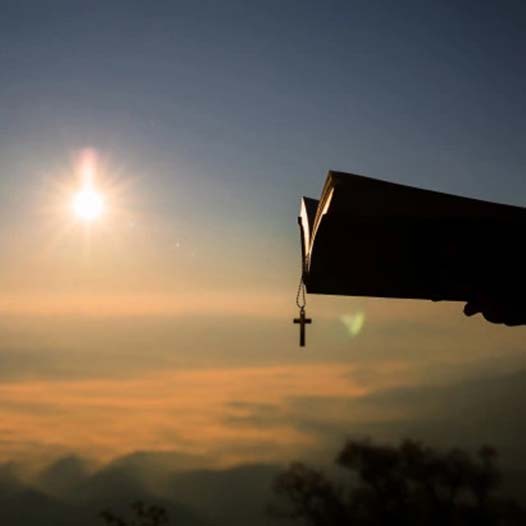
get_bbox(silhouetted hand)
[464,296,526,326]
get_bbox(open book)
[299,171,526,302]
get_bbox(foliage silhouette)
[100,500,169,526]
[271,439,525,525]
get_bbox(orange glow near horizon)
[0,364,372,466]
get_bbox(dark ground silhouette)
[271,438,526,525]
[101,501,169,526]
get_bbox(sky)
[0,0,526,511]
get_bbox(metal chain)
[296,275,307,309]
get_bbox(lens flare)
[340,312,365,337]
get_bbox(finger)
[463,301,481,317]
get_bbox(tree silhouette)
[271,439,525,525]
[100,501,169,526]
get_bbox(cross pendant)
[293,307,312,347]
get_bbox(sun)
[72,186,104,221]
[69,149,106,222]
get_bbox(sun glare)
[70,149,106,222]
[72,187,104,221]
